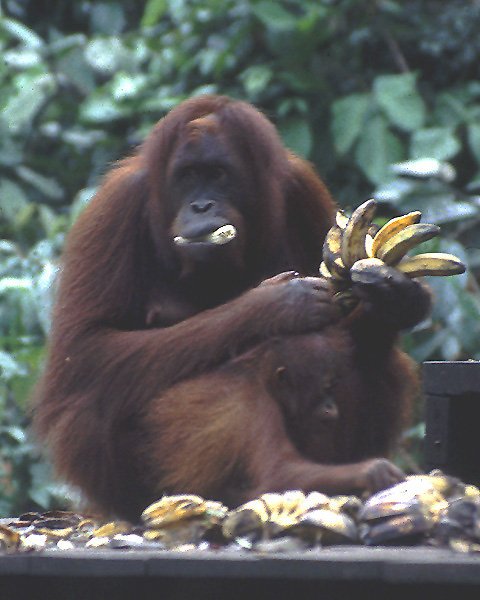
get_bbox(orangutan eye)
[181,166,199,182]
[210,166,227,182]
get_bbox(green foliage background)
[1,0,480,515]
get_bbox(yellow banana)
[365,233,375,258]
[330,257,349,280]
[397,253,466,277]
[365,224,381,257]
[142,494,207,526]
[319,261,333,279]
[262,490,306,523]
[324,224,342,254]
[322,201,466,290]
[341,199,378,268]
[335,210,349,230]
[371,211,422,257]
[375,223,440,265]
[405,472,461,496]
[323,225,349,280]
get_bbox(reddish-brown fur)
[33,95,426,521]
[140,330,417,510]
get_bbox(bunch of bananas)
[320,199,466,292]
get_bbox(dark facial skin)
[165,124,250,282]
[265,336,343,463]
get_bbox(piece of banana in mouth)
[174,224,237,246]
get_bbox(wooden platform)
[1,546,480,599]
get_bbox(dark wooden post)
[423,361,480,486]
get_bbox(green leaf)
[198,48,223,77]
[434,92,469,127]
[410,127,461,160]
[421,198,478,225]
[466,172,480,191]
[0,18,44,49]
[456,289,480,355]
[80,95,130,123]
[48,34,87,55]
[90,2,126,35]
[277,98,308,118]
[0,134,23,167]
[191,84,219,98]
[3,49,41,69]
[142,95,182,113]
[29,462,55,508]
[408,329,449,363]
[241,65,273,96]
[331,93,370,154]
[355,115,404,184]
[279,117,313,158]
[374,73,426,132]
[142,0,168,27]
[62,129,106,150]
[111,73,147,101]
[70,187,96,224]
[84,39,128,74]
[37,206,66,238]
[15,202,37,233]
[468,123,480,164]
[16,167,63,202]
[0,179,29,224]
[0,241,18,255]
[374,178,417,204]
[252,2,297,30]
[0,277,32,293]
[57,46,96,95]
[0,350,26,381]
[1,74,56,133]
[4,426,26,444]
[441,334,461,361]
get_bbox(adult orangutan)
[33,95,430,520]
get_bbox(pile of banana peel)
[2,471,480,555]
[320,199,466,311]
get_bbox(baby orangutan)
[137,326,414,509]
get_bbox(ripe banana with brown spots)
[397,253,466,277]
[374,223,441,266]
[322,224,349,281]
[370,211,422,257]
[335,210,349,230]
[319,200,466,289]
[341,199,378,268]
[351,252,466,285]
